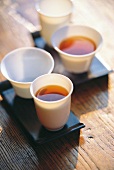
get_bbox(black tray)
[0,32,113,145]
[0,82,85,144]
[31,31,113,85]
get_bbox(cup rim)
[30,73,74,104]
[1,47,54,85]
[51,24,103,58]
[36,0,74,18]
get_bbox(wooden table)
[0,0,114,169]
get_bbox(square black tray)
[0,83,85,144]
[0,32,113,145]
[31,31,113,85]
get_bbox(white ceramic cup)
[36,0,73,46]
[1,47,54,99]
[51,24,103,73]
[30,73,73,131]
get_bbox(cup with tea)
[36,0,74,46]
[30,73,73,131]
[51,24,103,73]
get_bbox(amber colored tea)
[36,85,69,102]
[59,36,96,55]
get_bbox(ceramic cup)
[36,0,73,46]
[30,73,73,131]
[1,47,54,99]
[51,24,103,73]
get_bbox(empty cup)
[1,47,54,98]
[36,0,74,46]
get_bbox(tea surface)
[36,85,68,102]
[59,36,96,55]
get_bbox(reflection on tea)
[59,36,96,55]
[36,85,68,102]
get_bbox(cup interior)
[51,25,103,57]
[30,73,73,102]
[1,47,54,83]
[37,0,73,17]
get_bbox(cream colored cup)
[51,24,103,73]
[36,0,73,46]
[1,47,54,99]
[30,73,73,131]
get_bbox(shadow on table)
[32,130,81,169]
[71,75,109,118]
[0,70,109,169]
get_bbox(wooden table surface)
[0,0,114,169]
